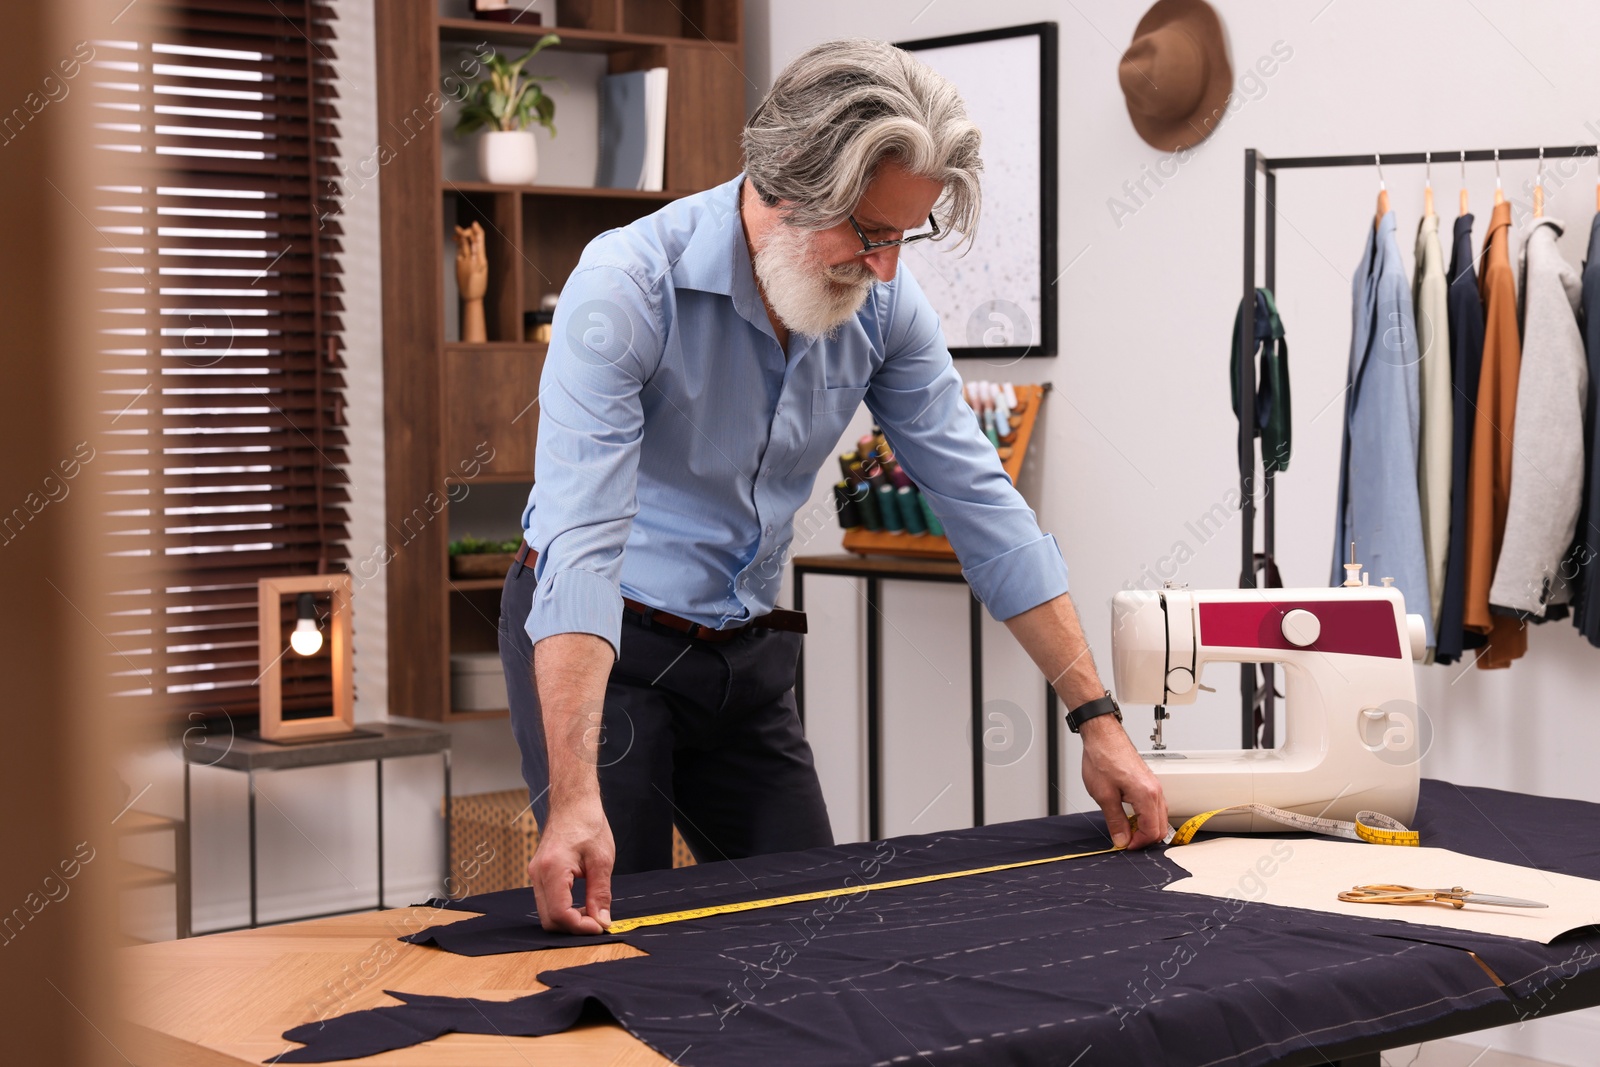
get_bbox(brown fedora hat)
[1119,0,1232,153]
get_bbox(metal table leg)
[247,769,258,928]
[866,576,881,842]
[794,567,806,730]
[376,758,385,910]
[969,592,985,828]
[442,749,453,896]
[181,760,193,938]
[1045,685,1060,817]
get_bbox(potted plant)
[448,534,525,578]
[454,34,560,185]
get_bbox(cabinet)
[375,0,745,719]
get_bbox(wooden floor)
[120,905,672,1065]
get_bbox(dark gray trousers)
[499,560,834,874]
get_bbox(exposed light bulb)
[290,592,323,656]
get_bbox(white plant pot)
[477,129,538,185]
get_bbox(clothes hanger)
[1424,151,1434,217]
[1374,153,1389,230]
[1533,147,1544,218]
[1459,149,1468,214]
[1494,148,1504,205]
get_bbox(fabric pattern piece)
[1490,216,1589,617]
[1414,213,1453,637]
[1331,211,1432,651]
[1435,213,1488,663]
[278,781,1600,1066]
[1463,200,1529,666]
[1570,213,1600,644]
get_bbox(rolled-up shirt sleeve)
[525,264,663,656]
[865,268,1070,621]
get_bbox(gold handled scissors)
[1338,884,1548,909]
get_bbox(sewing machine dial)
[1280,608,1321,647]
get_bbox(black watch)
[1065,691,1122,734]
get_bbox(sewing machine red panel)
[1196,599,1403,659]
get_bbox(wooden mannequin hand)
[454,222,488,301]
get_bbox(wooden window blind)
[97,0,347,719]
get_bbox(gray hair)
[743,38,982,244]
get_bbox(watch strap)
[1065,692,1122,734]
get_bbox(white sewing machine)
[1110,557,1428,832]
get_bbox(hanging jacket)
[1571,214,1600,645]
[1413,213,1453,640]
[1462,200,1528,667]
[1231,287,1291,473]
[1330,211,1432,651]
[1490,217,1589,618]
[1434,214,1488,664]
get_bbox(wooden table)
[121,905,668,1066]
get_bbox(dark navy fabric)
[1435,213,1490,664]
[277,781,1600,1065]
[1574,213,1600,644]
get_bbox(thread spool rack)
[841,382,1050,560]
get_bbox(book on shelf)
[596,67,668,191]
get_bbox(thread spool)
[917,493,945,537]
[875,484,903,532]
[833,482,863,529]
[898,486,927,534]
[855,483,883,530]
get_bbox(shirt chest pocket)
[787,385,870,477]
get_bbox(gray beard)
[752,223,876,339]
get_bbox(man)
[501,38,1167,935]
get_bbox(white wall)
[765,2,1600,1062]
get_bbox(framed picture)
[897,22,1058,360]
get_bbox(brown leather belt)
[513,542,806,643]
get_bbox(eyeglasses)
[848,214,941,256]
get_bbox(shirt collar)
[671,174,749,297]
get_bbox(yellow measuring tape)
[1166,804,1420,848]
[604,804,1417,934]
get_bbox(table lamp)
[257,574,354,742]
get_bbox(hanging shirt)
[1570,213,1600,645]
[1434,214,1488,664]
[1490,217,1589,619]
[1413,213,1453,642]
[520,174,1069,654]
[1331,211,1432,651]
[1462,200,1528,667]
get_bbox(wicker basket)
[445,789,695,897]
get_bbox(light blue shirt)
[523,175,1069,655]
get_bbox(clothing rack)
[1235,144,1600,747]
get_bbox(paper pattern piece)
[1165,837,1600,944]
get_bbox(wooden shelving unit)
[375,0,745,720]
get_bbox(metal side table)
[182,722,451,934]
[791,554,1063,841]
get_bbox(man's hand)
[530,794,615,934]
[1001,591,1171,847]
[1079,714,1168,850]
[532,631,619,933]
